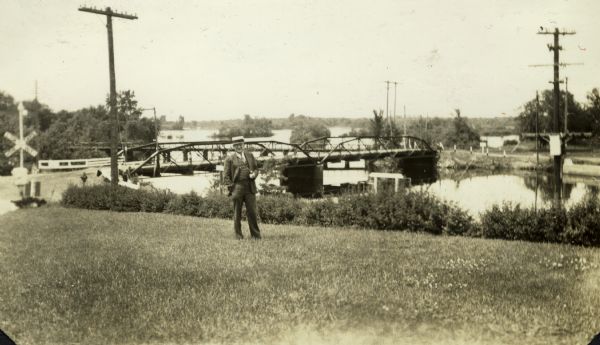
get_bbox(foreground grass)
[1,207,599,345]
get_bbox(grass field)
[1,207,599,345]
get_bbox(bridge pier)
[281,163,323,197]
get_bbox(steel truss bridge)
[115,135,437,178]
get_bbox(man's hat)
[232,136,245,144]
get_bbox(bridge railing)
[299,136,435,162]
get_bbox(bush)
[480,202,567,243]
[564,197,600,246]
[164,192,204,216]
[62,184,113,210]
[295,190,475,235]
[199,191,232,219]
[62,184,173,213]
[442,202,478,236]
[256,194,300,224]
[536,207,567,242]
[296,199,340,227]
[139,189,175,213]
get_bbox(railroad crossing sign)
[4,131,38,158]
[3,103,38,171]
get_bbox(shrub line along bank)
[61,184,600,246]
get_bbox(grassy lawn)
[1,207,599,345]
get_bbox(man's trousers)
[232,190,261,239]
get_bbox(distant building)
[480,135,520,148]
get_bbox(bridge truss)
[103,135,436,177]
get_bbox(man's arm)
[223,156,234,188]
[246,152,259,179]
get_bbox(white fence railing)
[38,158,124,170]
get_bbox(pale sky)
[1,0,599,121]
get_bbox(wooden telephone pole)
[536,27,576,205]
[79,6,137,186]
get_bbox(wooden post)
[78,6,137,185]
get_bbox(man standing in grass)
[223,136,261,240]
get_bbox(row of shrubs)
[480,200,600,246]
[61,184,476,235]
[61,184,600,246]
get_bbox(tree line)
[517,88,600,135]
[0,90,155,175]
[2,86,599,175]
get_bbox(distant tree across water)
[214,114,273,139]
[289,114,331,144]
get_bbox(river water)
[141,169,598,218]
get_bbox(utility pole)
[403,105,407,136]
[79,6,137,186]
[564,77,569,134]
[385,81,391,136]
[535,91,540,168]
[393,81,398,128]
[34,80,38,101]
[536,27,576,205]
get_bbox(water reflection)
[420,170,600,218]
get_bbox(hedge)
[61,184,474,236]
[60,184,600,246]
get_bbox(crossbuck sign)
[4,131,38,158]
[3,103,38,166]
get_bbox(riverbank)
[439,150,600,177]
[438,150,552,171]
[1,207,599,345]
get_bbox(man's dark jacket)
[223,150,258,199]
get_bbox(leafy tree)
[517,89,588,134]
[289,115,331,143]
[106,90,156,143]
[115,90,142,122]
[445,109,480,147]
[344,110,385,137]
[215,114,273,138]
[23,99,55,132]
[585,88,600,136]
[35,107,109,159]
[242,114,272,137]
[0,91,19,174]
[370,109,385,137]
[173,115,185,131]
